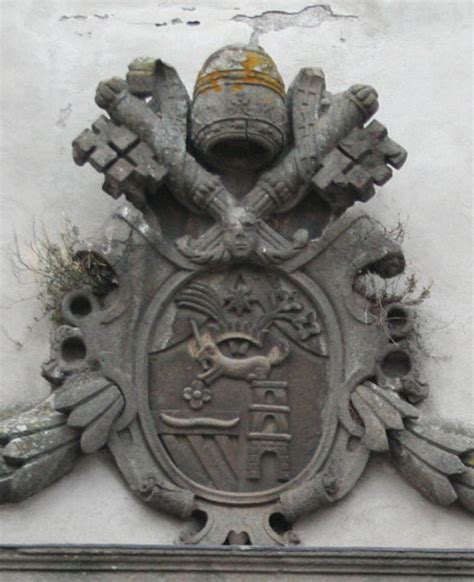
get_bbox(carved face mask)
[222,211,259,258]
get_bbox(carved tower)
[247,380,291,482]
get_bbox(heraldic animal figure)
[190,321,290,384]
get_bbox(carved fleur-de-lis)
[273,288,304,313]
[293,310,321,341]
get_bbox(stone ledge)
[0,546,473,577]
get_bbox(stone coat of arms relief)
[1,44,472,546]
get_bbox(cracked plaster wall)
[0,0,472,548]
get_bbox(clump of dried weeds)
[353,218,432,326]
[10,218,116,322]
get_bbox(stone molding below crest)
[0,546,473,579]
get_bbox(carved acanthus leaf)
[389,420,474,512]
[349,383,474,512]
[350,381,419,452]
[54,374,124,454]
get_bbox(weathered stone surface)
[0,41,472,548]
[0,397,80,503]
[72,114,167,208]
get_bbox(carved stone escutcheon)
[1,44,473,545]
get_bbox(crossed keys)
[75,59,406,265]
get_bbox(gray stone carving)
[1,44,472,545]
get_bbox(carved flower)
[182,380,212,410]
[224,280,256,316]
[293,310,321,341]
[273,288,303,312]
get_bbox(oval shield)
[142,265,339,496]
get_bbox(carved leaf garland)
[0,397,80,502]
[389,420,474,512]
[349,382,474,513]
[350,381,419,452]
[54,374,124,454]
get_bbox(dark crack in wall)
[233,4,358,44]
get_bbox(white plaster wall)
[0,0,472,547]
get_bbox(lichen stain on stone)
[197,49,284,96]
[242,50,267,73]
[232,4,359,43]
[461,451,474,468]
[231,50,273,92]
[198,71,224,94]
